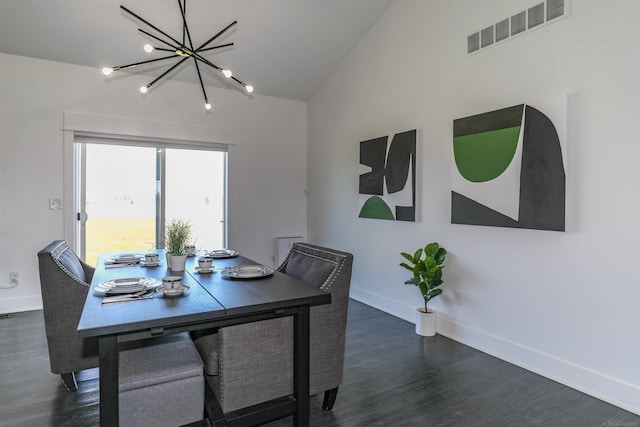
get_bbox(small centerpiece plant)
[165,218,192,255]
[164,218,192,271]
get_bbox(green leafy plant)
[164,218,192,255]
[400,242,447,313]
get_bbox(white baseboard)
[350,285,416,324]
[350,285,640,416]
[0,295,42,314]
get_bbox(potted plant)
[400,242,447,336]
[164,218,192,272]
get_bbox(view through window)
[81,143,226,265]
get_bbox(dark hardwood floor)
[1,300,638,426]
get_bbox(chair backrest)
[278,242,352,292]
[37,240,98,375]
[40,240,89,283]
[278,242,353,392]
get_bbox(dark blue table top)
[77,250,330,337]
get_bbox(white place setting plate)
[205,249,239,259]
[157,285,190,297]
[222,265,274,280]
[140,261,162,267]
[94,277,160,295]
[105,254,144,264]
[194,267,214,274]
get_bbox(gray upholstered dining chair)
[37,240,99,391]
[38,241,207,425]
[192,242,353,417]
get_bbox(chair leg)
[61,372,77,391]
[322,387,339,411]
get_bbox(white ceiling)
[0,0,394,101]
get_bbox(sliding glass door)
[83,145,157,265]
[165,148,226,252]
[77,141,226,265]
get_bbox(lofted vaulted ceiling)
[0,0,394,101]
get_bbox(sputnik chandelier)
[101,0,253,110]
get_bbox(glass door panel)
[84,145,157,265]
[165,149,225,252]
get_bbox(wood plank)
[1,301,638,426]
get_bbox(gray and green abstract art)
[359,129,416,221]
[451,104,565,231]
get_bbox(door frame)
[62,113,231,260]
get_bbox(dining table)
[77,249,331,427]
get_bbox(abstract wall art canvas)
[359,129,417,222]
[451,103,566,231]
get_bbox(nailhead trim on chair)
[277,243,348,292]
[49,241,91,288]
[218,332,226,409]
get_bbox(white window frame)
[62,112,231,257]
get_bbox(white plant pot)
[415,308,437,337]
[167,253,187,272]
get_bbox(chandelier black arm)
[177,46,233,70]
[192,54,223,73]
[177,0,209,105]
[120,5,183,49]
[139,28,181,51]
[198,43,234,53]
[177,0,196,49]
[193,54,249,87]
[145,56,190,89]
[112,54,178,71]
[152,47,176,53]
[181,0,186,46]
[192,57,209,105]
[230,75,249,88]
[196,21,237,52]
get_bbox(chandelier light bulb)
[205,102,212,110]
[245,85,254,93]
[140,86,148,94]
[144,44,154,53]
[102,67,114,76]
[222,69,233,78]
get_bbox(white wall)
[0,53,308,313]
[308,0,639,415]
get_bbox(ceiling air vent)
[467,0,568,55]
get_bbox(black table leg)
[293,305,310,427]
[99,335,119,427]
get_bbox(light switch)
[49,198,63,210]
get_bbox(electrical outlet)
[9,272,19,286]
